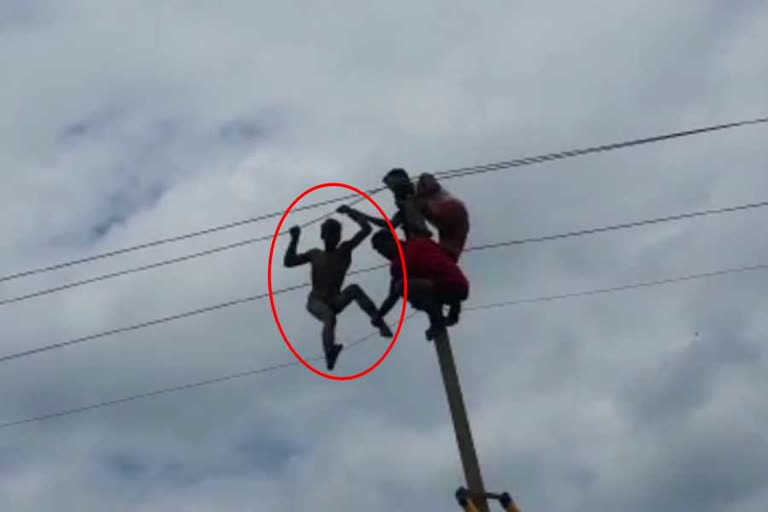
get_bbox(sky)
[1,0,768,510]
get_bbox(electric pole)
[433,330,490,512]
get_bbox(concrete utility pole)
[432,330,490,512]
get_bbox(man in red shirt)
[370,229,469,340]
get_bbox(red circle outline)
[267,182,408,381]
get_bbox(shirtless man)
[415,172,470,263]
[284,206,393,371]
[370,229,469,340]
[415,172,470,325]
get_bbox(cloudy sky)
[2,0,768,510]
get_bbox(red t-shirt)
[390,238,468,292]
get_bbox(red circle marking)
[267,182,408,381]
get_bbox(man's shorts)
[306,293,342,322]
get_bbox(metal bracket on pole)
[456,487,521,512]
[456,487,481,512]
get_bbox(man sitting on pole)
[363,169,469,265]
[365,168,470,325]
[413,172,470,325]
[369,228,469,340]
[283,207,393,371]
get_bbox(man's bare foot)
[325,344,344,371]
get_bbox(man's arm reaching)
[283,226,313,267]
[338,205,372,249]
[359,210,402,230]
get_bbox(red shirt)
[390,238,468,290]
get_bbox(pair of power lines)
[5,259,768,431]
[2,116,767,430]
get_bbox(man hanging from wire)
[369,228,469,340]
[284,206,393,371]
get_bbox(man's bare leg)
[322,319,343,370]
[307,295,343,370]
[333,284,393,337]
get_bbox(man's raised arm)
[283,226,312,267]
[338,205,372,249]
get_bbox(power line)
[3,258,764,429]
[0,235,272,306]
[0,283,308,364]
[4,198,768,307]
[437,116,768,180]
[463,262,768,310]
[0,315,416,430]
[0,191,376,285]
[3,115,765,284]
[0,360,301,429]
[3,241,768,366]
[464,199,768,252]
[0,205,354,307]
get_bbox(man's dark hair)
[383,168,415,199]
[321,218,342,237]
[383,168,411,186]
[385,168,409,179]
